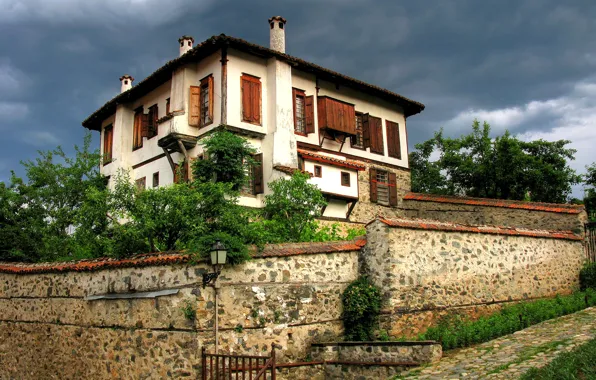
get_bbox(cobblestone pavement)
[399,307,596,379]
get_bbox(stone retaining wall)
[364,218,585,337]
[310,341,442,364]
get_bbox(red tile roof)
[373,217,583,241]
[298,149,366,171]
[403,192,585,214]
[273,165,312,177]
[0,238,366,275]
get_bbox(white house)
[82,16,425,223]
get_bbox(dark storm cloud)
[1,0,595,194]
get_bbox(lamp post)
[203,240,227,354]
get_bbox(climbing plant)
[342,276,382,341]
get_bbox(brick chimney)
[268,16,286,53]
[119,74,134,93]
[178,35,194,56]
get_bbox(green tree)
[409,120,580,203]
[584,163,596,220]
[0,134,104,261]
[262,171,327,242]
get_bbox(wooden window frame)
[135,177,146,191]
[241,74,262,126]
[293,88,307,135]
[351,112,365,150]
[199,75,214,128]
[341,171,351,187]
[133,107,144,150]
[386,120,401,159]
[103,124,113,165]
[369,168,398,207]
[314,165,322,178]
[152,172,159,188]
[166,98,171,115]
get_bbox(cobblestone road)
[399,307,596,379]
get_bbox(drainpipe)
[214,279,220,354]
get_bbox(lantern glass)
[210,251,218,266]
[217,250,227,265]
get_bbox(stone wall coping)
[311,341,438,347]
[0,238,366,275]
[371,217,583,241]
[403,192,585,214]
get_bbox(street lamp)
[203,239,227,288]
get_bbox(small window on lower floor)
[152,172,159,188]
[135,177,146,191]
[376,170,389,206]
[341,172,351,187]
[314,165,322,178]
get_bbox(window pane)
[200,83,210,125]
[352,114,364,148]
[295,95,306,134]
[376,170,389,206]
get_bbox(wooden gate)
[201,345,276,380]
[587,222,596,263]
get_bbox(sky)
[1,0,595,197]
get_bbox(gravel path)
[399,307,596,379]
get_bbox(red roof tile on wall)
[374,217,583,241]
[0,238,366,275]
[298,149,366,171]
[404,192,584,214]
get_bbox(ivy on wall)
[341,276,382,341]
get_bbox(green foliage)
[300,222,366,243]
[180,300,196,321]
[520,336,596,379]
[234,324,244,333]
[419,290,596,350]
[342,276,382,341]
[192,130,256,190]
[0,133,103,262]
[585,163,596,220]
[410,120,581,203]
[580,262,596,291]
[262,172,327,242]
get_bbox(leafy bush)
[580,262,596,291]
[342,276,382,341]
[420,290,596,350]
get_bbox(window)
[341,172,351,187]
[241,74,261,125]
[386,120,401,159]
[166,98,171,115]
[375,170,389,206]
[133,107,144,150]
[293,88,306,134]
[369,168,397,206]
[200,75,213,127]
[241,153,264,195]
[103,124,113,164]
[317,96,356,135]
[314,165,322,178]
[135,177,146,191]
[351,113,364,149]
[147,104,158,139]
[152,172,159,188]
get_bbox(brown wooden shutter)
[241,78,251,122]
[386,121,401,159]
[173,163,179,183]
[369,116,384,154]
[389,172,398,206]
[253,153,264,194]
[252,80,261,124]
[140,113,149,137]
[362,113,371,148]
[208,75,214,123]
[370,167,378,203]
[189,86,200,126]
[305,95,314,133]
